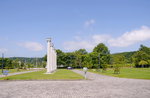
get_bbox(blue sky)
[0,0,150,57]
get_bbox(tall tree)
[92,43,110,66]
[56,49,66,66]
[64,52,76,67]
[82,54,92,68]
[133,45,150,67]
[74,49,88,68]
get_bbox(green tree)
[112,55,125,65]
[64,52,76,67]
[74,49,88,68]
[43,55,47,62]
[139,45,150,54]
[139,60,148,68]
[92,43,110,70]
[133,46,150,67]
[56,49,66,66]
[82,54,92,68]
[147,60,150,66]
[89,52,98,68]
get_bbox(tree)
[111,51,135,64]
[43,54,47,61]
[133,45,150,67]
[74,49,88,68]
[112,55,125,65]
[82,54,92,68]
[64,52,76,67]
[12,59,21,71]
[147,60,150,66]
[92,43,110,70]
[139,45,150,54]
[139,60,148,68]
[56,49,66,66]
[89,52,98,68]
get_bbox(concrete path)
[0,70,40,78]
[0,70,149,98]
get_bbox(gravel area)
[0,70,149,98]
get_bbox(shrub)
[114,65,121,74]
[101,64,108,72]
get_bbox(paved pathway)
[0,70,40,78]
[0,70,150,98]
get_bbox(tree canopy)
[0,44,150,69]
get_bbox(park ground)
[0,69,84,80]
[0,69,150,98]
[88,68,150,80]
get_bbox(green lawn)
[0,69,31,75]
[0,69,84,80]
[88,68,150,80]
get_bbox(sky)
[0,0,150,57]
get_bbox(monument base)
[44,72,52,74]
[44,70,57,74]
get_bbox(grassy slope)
[0,69,84,80]
[88,68,150,79]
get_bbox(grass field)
[0,69,31,75]
[0,69,84,80]
[88,68,150,80]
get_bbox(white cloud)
[63,40,94,51]
[63,26,150,51]
[92,34,111,44]
[63,34,110,51]
[0,48,8,53]
[108,26,150,47]
[19,42,44,51]
[84,19,95,28]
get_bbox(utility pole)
[25,59,27,69]
[2,53,4,73]
[98,53,100,70]
[36,58,37,68]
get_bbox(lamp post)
[83,67,88,79]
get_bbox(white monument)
[46,38,57,73]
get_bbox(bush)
[101,64,108,72]
[114,65,121,74]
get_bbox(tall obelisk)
[46,38,57,74]
[46,38,52,73]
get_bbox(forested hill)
[112,51,136,59]
[111,51,136,64]
[9,57,44,66]
[9,51,136,64]
[9,52,136,64]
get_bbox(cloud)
[19,42,44,51]
[92,34,111,44]
[63,40,94,51]
[63,34,110,51]
[108,26,150,47]
[84,19,95,28]
[63,26,150,51]
[0,48,8,53]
